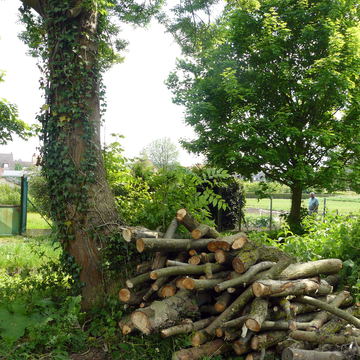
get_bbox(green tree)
[17,0,166,309]
[142,137,180,170]
[0,70,32,145]
[167,0,360,228]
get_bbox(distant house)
[0,153,15,170]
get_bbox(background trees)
[167,0,360,228]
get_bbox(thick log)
[131,289,200,335]
[232,242,290,274]
[191,223,221,240]
[233,340,252,356]
[277,339,312,354]
[216,315,247,337]
[182,277,225,291]
[251,330,288,350]
[189,252,215,265]
[137,238,213,253]
[149,263,228,280]
[245,349,276,360]
[136,261,152,275]
[216,261,276,292]
[204,262,213,279]
[157,278,179,298]
[119,288,149,306]
[208,231,248,252]
[277,259,343,280]
[298,295,360,328]
[306,290,351,331]
[172,339,232,360]
[160,316,216,338]
[252,278,333,298]
[176,208,201,232]
[245,297,269,332]
[290,329,360,345]
[282,348,345,360]
[273,297,296,330]
[122,226,159,242]
[215,249,235,266]
[214,291,233,313]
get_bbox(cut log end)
[119,289,131,303]
[131,311,151,335]
[136,238,145,253]
[232,258,246,273]
[182,278,195,290]
[214,303,226,312]
[176,208,187,222]
[122,228,132,242]
[245,318,260,332]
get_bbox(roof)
[0,153,15,170]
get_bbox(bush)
[0,184,21,205]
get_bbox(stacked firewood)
[118,208,360,360]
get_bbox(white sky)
[0,0,203,166]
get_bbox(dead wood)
[214,291,233,313]
[277,259,343,280]
[136,261,152,275]
[151,217,179,270]
[251,330,288,350]
[282,348,346,360]
[172,338,232,360]
[298,295,360,328]
[137,237,213,253]
[176,208,201,233]
[245,297,269,332]
[182,277,225,291]
[119,288,149,306]
[191,223,221,240]
[290,329,360,345]
[122,226,159,243]
[252,278,333,298]
[160,316,216,338]
[149,263,228,280]
[232,242,290,274]
[216,261,276,292]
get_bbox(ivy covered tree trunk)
[21,0,124,309]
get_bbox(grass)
[0,236,61,271]
[245,196,360,214]
[26,212,52,229]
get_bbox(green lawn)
[26,212,53,229]
[245,195,360,214]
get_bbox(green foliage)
[167,0,360,226]
[253,213,360,302]
[116,165,230,231]
[0,70,33,145]
[27,165,52,220]
[0,184,20,206]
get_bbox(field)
[26,212,52,229]
[245,194,360,215]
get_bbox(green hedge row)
[246,193,332,199]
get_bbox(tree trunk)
[289,185,303,227]
[20,0,124,310]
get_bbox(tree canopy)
[0,70,33,146]
[167,0,360,225]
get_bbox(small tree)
[142,137,180,170]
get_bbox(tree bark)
[176,208,201,232]
[232,242,290,273]
[252,278,333,298]
[122,226,159,243]
[282,348,345,360]
[137,238,213,253]
[290,330,360,346]
[131,289,204,335]
[245,297,269,332]
[191,223,221,240]
[251,330,288,350]
[20,0,124,310]
[160,316,216,338]
[277,259,343,280]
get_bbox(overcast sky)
[0,0,203,166]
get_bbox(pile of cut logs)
[118,208,360,360]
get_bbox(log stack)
[118,209,360,360]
